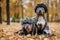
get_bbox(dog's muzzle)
[23,24,32,33]
[37,10,43,16]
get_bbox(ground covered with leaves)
[0,22,60,40]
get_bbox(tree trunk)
[0,0,2,24]
[6,0,10,25]
[0,0,1,1]
[0,7,2,24]
[21,5,23,18]
[21,0,23,18]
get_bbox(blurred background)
[0,0,60,24]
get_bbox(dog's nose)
[39,10,41,13]
[38,10,43,15]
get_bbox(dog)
[36,16,53,35]
[32,3,54,36]
[15,3,55,36]
[17,17,36,35]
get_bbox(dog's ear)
[21,17,29,25]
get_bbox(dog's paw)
[46,33,56,37]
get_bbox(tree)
[21,0,23,18]
[0,7,2,24]
[0,0,2,24]
[6,0,10,25]
[0,0,1,1]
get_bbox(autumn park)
[0,0,60,40]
